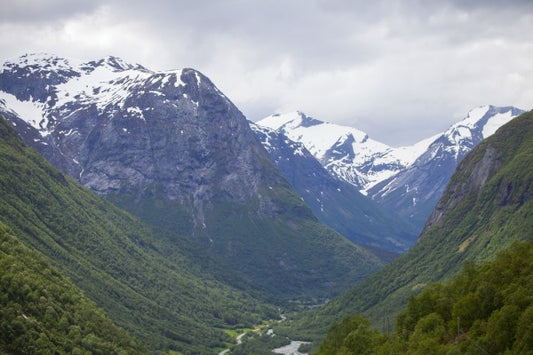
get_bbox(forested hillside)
[0,115,278,354]
[0,223,146,354]
[317,241,533,354]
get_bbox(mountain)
[258,111,431,193]
[0,114,280,354]
[258,107,524,232]
[282,109,533,345]
[369,105,525,228]
[0,222,146,354]
[250,122,417,253]
[0,53,383,301]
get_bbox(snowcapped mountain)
[1,54,150,132]
[0,53,384,299]
[369,105,524,228]
[258,111,434,192]
[251,122,418,252]
[258,106,524,231]
[0,53,241,198]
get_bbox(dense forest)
[317,241,533,354]
[0,222,147,354]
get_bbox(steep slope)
[0,53,383,300]
[0,114,279,354]
[251,122,417,253]
[369,105,524,228]
[0,222,147,354]
[284,109,533,343]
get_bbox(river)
[272,340,310,355]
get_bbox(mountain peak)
[2,53,151,78]
[103,55,141,71]
[0,54,239,138]
[180,67,209,88]
[82,55,149,73]
[448,105,524,143]
[259,111,306,130]
[257,111,322,130]
[369,105,524,229]
[0,52,385,303]
[258,111,395,189]
[2,53,78,71]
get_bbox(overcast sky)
[1,0,532,145]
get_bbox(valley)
[0,53,531,354]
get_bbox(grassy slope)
[284,110,533,343]
[0,115,278,354]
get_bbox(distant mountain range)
[0,53,383,301]
[250,122,418,253]
[258,106,524,231]
[0,54,523,257]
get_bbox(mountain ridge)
[258,106,524,232]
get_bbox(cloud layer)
[1,0,532,145]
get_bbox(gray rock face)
[0,55,281,224]
[424,144,502,230]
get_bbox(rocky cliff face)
[423,140,506,233]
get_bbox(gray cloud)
[0,0,104,23]
[1,0,532,145]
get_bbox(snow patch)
[54,65,152,111]
[462,105,490,126]
[126,106,145,121]
[0,91,47,132]
[482,111,515,138]
[293,145,305,157]
[194,71,202,86]
[259,111,304,130]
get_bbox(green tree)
[318,315,384,355]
